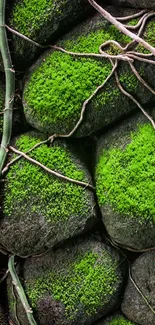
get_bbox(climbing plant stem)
[8,256,37,325]
[0,0,15,174]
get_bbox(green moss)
[11,0,54,36]
[106,315,135,325]
[24,25,132,132]
[96,124,155,221]
[26,251,117,319]
[136,19,155,54]
[4,134,90,222]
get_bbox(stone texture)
[104,0,155,10]
[7,237,127,325]
[0,131,97,256]
[95,108,155,251]
[122,251,155,325]
[95,312,138,324]
[23,8,155,137]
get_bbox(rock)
[0,304,8,325]
[23,9,155,137]
[122,251,155,325]
[0,131,97,256]
[105,0,155,10]
[95,108,155,251]
[95,312,138,324]
[6,0,94,70]
[7,237,127,325]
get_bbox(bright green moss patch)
[106,315,135,325]
[23,26,132,132]
[96,124,155,221]
[11,0,54,36]
[4,134,89,222]
[136,19,155,54]
[26,251,117,319]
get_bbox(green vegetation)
[3,134,90,222]
[96,124,155,221]
[26,251,118,319]
[136,19,155,54]
[24,26,132,133]
[11,0,54,36]
[105,315,135,325]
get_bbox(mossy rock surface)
[95,109,155,251]
[8,237,127,325]
[23,9,155,137]
[6,0,93,70]
[0,131,97,256]
[105,0,155,9]
[122,251,155,325]
[95,312,138,325]
[0,304,8,325]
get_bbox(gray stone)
[0,131,97,256]
[104,0,155,10]
[22,8,155,137]
[7,237,127,325]
[122,251,155,325]
[95,312,138,324]
[95,108,155,251]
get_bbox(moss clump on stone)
[26,251,117,319]
[105,315,135,325]
[3,133,89,222]
[11,0,54,37]
[96,123,155,221]
[136,19,155,54]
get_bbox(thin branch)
[129,265,155,315]
[8,256,37,325]
[129,61,155,95]
[0,0,15,174]
[115,10,148,22]
[112,61,155,129]
[87,0,155,55]
[9,145,94,190]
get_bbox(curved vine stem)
[8,256,37,325]
[0,0,15,174]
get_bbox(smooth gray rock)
[122,251,155,325]
[7,237,127,325]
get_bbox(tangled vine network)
[1,0,155,324]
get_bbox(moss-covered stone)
[7,0,93,69]
[8,237,127,325]
[95,109,155,250]
[0,131,97,256]
[96,313,138,325]
[23,11,155,137]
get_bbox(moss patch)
[105,315,135,325]
[136,19,155,54]
[26,251,117,319]
[96,124,155,221]
[24,25,132,133]
[3,133,89,222]
[11,0,54,37]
